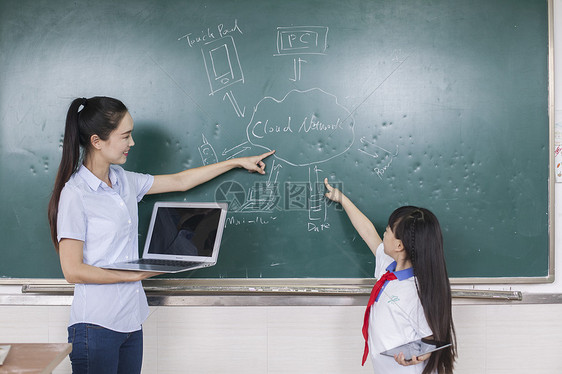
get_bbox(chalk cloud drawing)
[246,88,355,167]
[182,21,399,231]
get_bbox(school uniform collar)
[386,261,414,280]
[77,165,120,191]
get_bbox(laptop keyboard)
[133,259,199,267]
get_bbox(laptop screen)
[146,205,224,258]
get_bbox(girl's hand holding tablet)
[394,352,431,367]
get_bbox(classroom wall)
[1,303,562,373]
[1,1,562,373]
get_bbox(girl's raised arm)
[324,178,382,255]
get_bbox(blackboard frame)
[0,0,555,286]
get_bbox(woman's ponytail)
[48,98,86,250]
[48,96,128,251]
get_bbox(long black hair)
[47,96,128,251]
[388,206,457,374]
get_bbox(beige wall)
[1,303,561,373]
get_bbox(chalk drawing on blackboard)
[224,214,278,228]
[178,19,243,48]
[274,26,328,56]
[238,160,282,212]
[223,90,246,117]
[238,184,279,212]
[359,137,399,179]
[308,165,327,221]
[213,161,282,214]
[373,157,394,179]
[246,88,355,167]
[222,141,251,160]
[201,36,244,95]
[358,137,398,159]
[198,134,218,165]
[239,186,279,213]
[267,159,283,187]
[290,58,307,82]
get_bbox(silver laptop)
[103,201,228,273]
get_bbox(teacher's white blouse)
[57,165,153,332]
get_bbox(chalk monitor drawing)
[274,26,328,56]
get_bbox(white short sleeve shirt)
[57,165,154,333]
[368,243,433,373]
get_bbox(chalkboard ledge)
[5,288,562,306]
[6,280,533,305]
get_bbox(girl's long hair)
[47,97,128,251]
[388,206,457,374]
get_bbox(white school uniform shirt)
[57,165,154,333]
[368,243,433,374]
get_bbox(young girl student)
[47,96,274,373]
[324,179,456,374]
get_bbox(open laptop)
[103,201,228,273]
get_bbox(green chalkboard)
[0,0,551,281]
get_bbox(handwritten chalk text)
[179,19,243,48]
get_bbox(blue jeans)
[68,323,143,374]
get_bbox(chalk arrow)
[267,160,283,186]
[222,141,250,159]
[223,91,246,118]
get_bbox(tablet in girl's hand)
[380,338,451,361]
